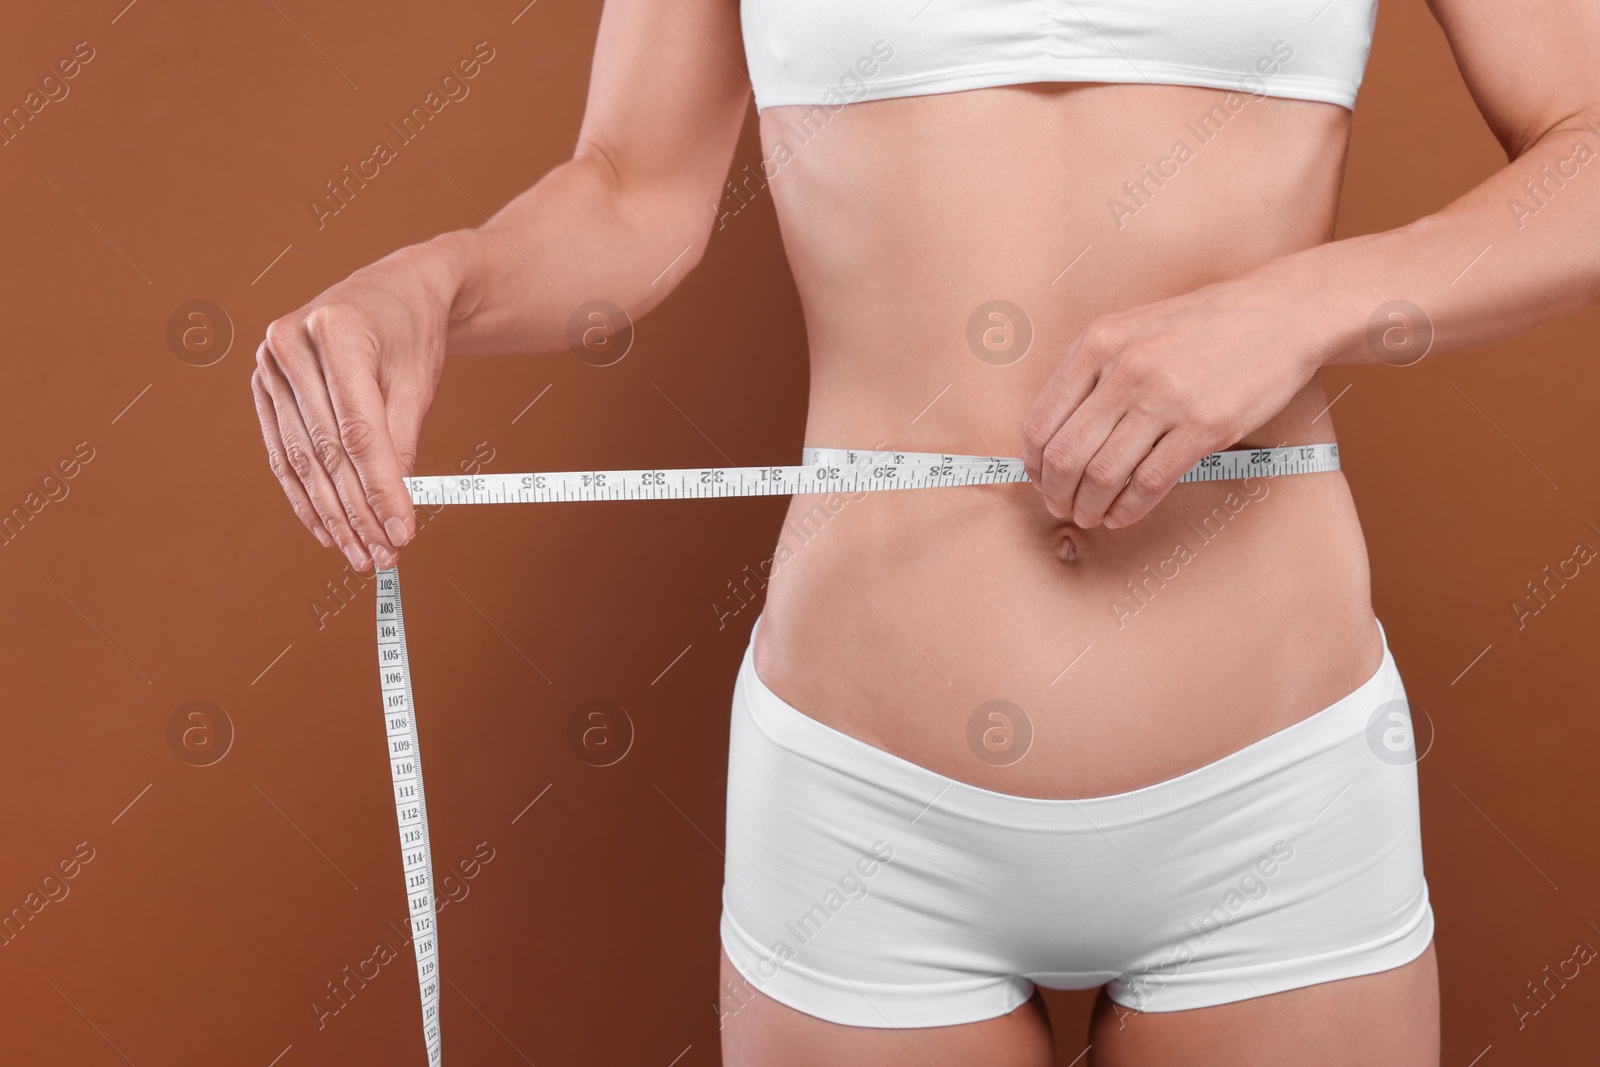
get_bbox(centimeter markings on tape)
[372,441,1336,1064]
[402,443,1339,506]
[375,567,442,1067]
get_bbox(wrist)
[402,228,488,337]
[1257,245,1373,369]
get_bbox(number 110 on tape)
[376,566,443,1065]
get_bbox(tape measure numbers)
[375,566,442,1066]
[373,442,1338,1063]
[401,443,1338,506]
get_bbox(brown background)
[1,1,1596,1064]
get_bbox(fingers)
[1068,415,1166,528]
[1023,314,1222,528]
[277,310,422,570]
[1020,331,1098,483]
[1022,318,1139,520]
[1027,389,1124,521]
[316,319,417,551]
[1103,430,1209,529]
[257,344,374,571]
[252,366,335,549]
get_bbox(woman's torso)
[750,80,1384,799]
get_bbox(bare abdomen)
[750,81,1381,797]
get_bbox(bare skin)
[251,0,1598,1061]
[750,81,1383,801]
[719,943,1439,1066]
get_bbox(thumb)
[385,380,433,481]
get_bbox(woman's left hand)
[1020,267,1336,529]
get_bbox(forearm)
[411,150,714,357]
[1279,112,1600,366]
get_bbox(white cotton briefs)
[719,616,1433,1026]
[740,0,1379,112]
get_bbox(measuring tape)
[375,566,441,1065]
[372,441,1337,1063]
[400,442,1338,506]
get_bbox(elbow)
[1504,104,1600,163]
[572,138,719,302]
[622,187,718,316]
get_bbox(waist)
[747,440,1382,797]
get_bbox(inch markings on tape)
[371,442,1337,1063]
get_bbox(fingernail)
[369,543,395,569]
[312,525,334,548]
[344,542,370,570]
[384,516,411,547]
[1103,516,1122,530]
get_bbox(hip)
[720,615,1431,1024]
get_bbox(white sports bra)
[741,0,1379,112]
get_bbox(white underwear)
[719,615,1433,1027]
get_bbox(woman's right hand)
[251,236,467,572]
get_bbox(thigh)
[719,947,1056,1067]
[1088,941,1439,1067]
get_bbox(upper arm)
[1426,0,1600,157]
[576,0,751,218]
